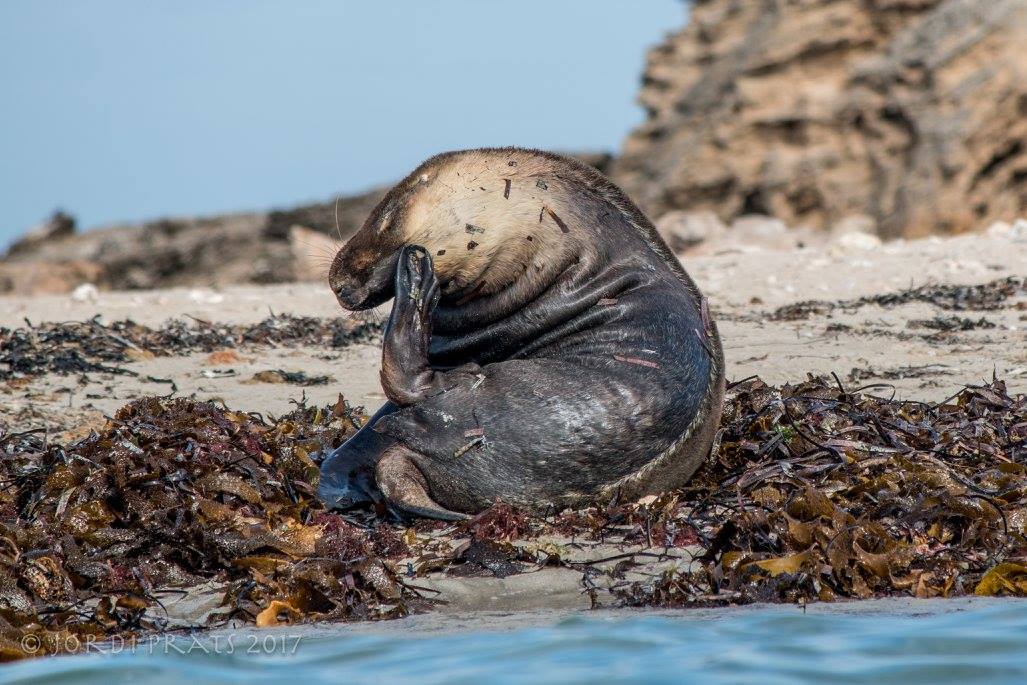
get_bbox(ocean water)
[5,599,1027,685]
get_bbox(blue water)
[5,600,1027,685]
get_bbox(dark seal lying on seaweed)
[319,147,726,519]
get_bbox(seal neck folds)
[421,169,666,366]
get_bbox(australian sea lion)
[318,147,725,519]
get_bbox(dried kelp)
[0,373,1024,660]
[609,375,1027,607]
[772,276,1025,321]
[846,364,953,382]
[247,369,334,386]
[908,316,997,332]
[0,394,419,660]
[0,315,382,381]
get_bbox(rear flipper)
[318,409,468,521]
[318,246,474,520]
[376,445,468,521]
[317,402,398,511]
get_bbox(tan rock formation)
[0,190,387,294]
[612,0,1027,238]
[0,261,102,297]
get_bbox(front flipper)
[380,245,442,406]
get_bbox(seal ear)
[375,446,469,521]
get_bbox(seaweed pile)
[609,375,1027,606]
[772,276,1025,321]
[908,316,997,332]
[0,315,383,381]
[0,374,1024,660]
[0,394,421,659]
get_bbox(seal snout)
[329,248,403,311]
[330,275,367,311]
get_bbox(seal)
[318,148,725,520]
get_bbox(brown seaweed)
[0,393,417,659]
[611,375,1027,607]
[0,315,382,381]
[0,373,1024,660]
[772,276,1025,321]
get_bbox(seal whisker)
[294,239,338,262]
[333,195,343,242]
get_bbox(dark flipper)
[320,246,472,521]
[318,410,468,521]
[317,402,399,510]
[379,245,441,406]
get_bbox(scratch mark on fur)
[453,436,485,458]
[694,328,715,359]
[545,207,570,233]
[614,355,660,369]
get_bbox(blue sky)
[0,1,684,244]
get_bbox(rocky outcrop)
[612,0,1027,238]
[0,192,388,294]
[4,211,76,257]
